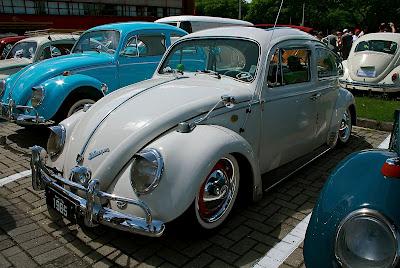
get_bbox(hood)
[348,51,395,83]
[4,52,113,104]
[0,58,31,73]
[62,75,252,188]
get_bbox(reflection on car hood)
[62,75,252,188]
[0,58,32,72]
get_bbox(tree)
[195,0,249,20]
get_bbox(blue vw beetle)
[0,22,187,124]
[304,109,400,268]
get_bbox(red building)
[0,0,195,34]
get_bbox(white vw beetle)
[31,27,356,237]
[340,32,400,93]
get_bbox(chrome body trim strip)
[30,146,165,237]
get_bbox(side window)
[39,43,73,60]
[316,48,338,78]
[137,35,166,57]
[120,36,138,57]
[267,48,310,87]
[170,33,184,45]
[180,21,192,33]
[121,35,166,57]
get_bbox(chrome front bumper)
[0,98,45,124]
[340,80,400,93]
[30,146,165,237]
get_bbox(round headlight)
[47,125,66,159]
[31,86,45,108]
[130,148,163,195]
[335,209,398,268]
[0,79,5,98]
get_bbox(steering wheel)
[223,70,253,82]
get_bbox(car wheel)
[338,108,352,144]
[194,154,240,230]
[66,98,96,118]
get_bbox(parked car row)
[1,16,396,268]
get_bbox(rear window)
[355,40,398,55]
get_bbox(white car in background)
[340,32,400,93]
[156,15,253,33]
[0,33,79,79]
[30,27,355,237]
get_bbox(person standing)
[322,30,338,53]
[341,29,353,60]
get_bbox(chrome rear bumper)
[340,80,400,93]
[30,146,165,237]
[0,99,45,124]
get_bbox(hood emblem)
[88,148,110,160]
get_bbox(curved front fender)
[31,74,103,120]
[106,125,262,223]
[304,149,400,267]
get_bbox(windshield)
[6,41,37,60]
[159,38,259,82]
[355,40,398,55]
[72,30,120,54]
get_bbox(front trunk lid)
[62,76,252,189]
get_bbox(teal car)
[304,110,400,268]
[0,22,187,125]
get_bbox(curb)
[356,118,393,132]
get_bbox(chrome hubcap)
[339,110,351,142]
[197,158,236,223]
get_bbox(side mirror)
[381,157,400,178]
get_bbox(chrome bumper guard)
[0,99,45,124]
[30,146,165,237]
[340,80,400,93]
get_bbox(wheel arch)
[105,124,262,223]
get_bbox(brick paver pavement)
[0,119,389,267]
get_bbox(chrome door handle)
[310,92,322,101]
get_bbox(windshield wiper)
[196,69,221,79]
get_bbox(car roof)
[17,34,79,46]
[88,21,187,35]
[180,26,316,46]
[356,32,400,44]
[155,15,254,26]
[0,36,26,44]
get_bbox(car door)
[314,46,340,146]
[259,42,318,174]
[118,32,167,87]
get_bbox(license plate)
[45,187,76,221]
[357,68,376,78]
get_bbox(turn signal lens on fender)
[392,73,398,82]
[381,157,400,178]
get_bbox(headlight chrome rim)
[47,125,66,159]
[335,208,399,268]
[32,85,45,108]
[130,148,163,195]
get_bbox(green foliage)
[195,0,400,32]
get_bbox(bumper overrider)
[30,146,165,237]
[0,98,45,124]
[340,79,400,93]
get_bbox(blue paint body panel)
[1,22,187,121]
[303,149,400,267]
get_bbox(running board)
[262,145,331,192]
